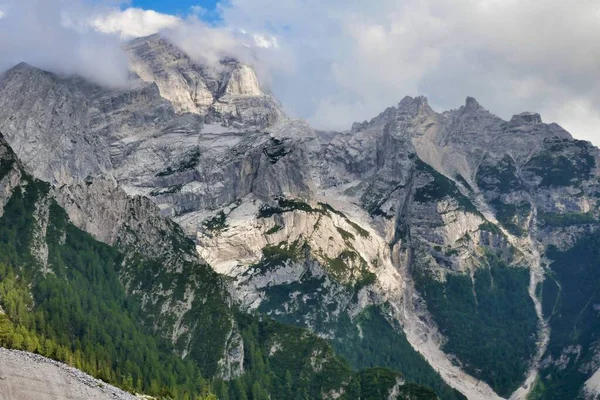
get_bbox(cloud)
[214,0,600,144]
[0,0,130,87]
[90,8,181,39]
[0,1,276,89]
[161,16,247,67]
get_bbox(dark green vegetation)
[531,231,600,399]
[474,156,532,236]
[257,197,317,218]
[323,250,375,286]
[319,202,370,238]
[247,240,306,275]
[478,222,503,235]
[257,197,371,240]
[150,184,183,197]
[342,368,437,400]
[538,211,597,227]
[0,156,14,181]
[122,254,231,379]
[254,252,464,400]
[524,138,596,188]
[413,254,538,396]
[415,159,478,214]
[489,199,531,237]
[476,156,522,193]
[332,307,465,400]
[0,179,213,398]
[226,314,352,400]
[361,188,397,219]
[265,225,283,235]
[263,138,291,165]
[249,240,375,288]
[156,148,201,177]
[203,211,228,232]
[454,174,474,194]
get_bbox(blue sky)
[131,0,220,19]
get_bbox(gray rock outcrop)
[0,348,137,400]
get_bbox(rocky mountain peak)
[221,64,262,97]
[510,111,543,125]
[463,96,484,113]
[124,34,280,129]
[1,62,52,86]
[397,95,433,116]
[4,61,37,74]
[351,96,434,133]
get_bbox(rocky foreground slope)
[0,348,136,400]
[0,34,599,400]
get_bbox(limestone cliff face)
[222,64,263,97]
[126,34,216,114]
[2,34,600,400]
[125,35,280,130]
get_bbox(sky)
[131,0,220,20]
[0,0,599,145]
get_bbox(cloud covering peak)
[0,0,130,87]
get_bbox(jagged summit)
[4,61,36,72]
[221,64,262,97]
[1,62,53,84]
[124,34,279,129]
[397,95,432,115]
[510,111,543,125]
[463,96,483,113]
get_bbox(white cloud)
[214,0,600,144]
[0,0,130,87]
[90,8,181,39]
[161,16,247,67]
[252,34,278,49]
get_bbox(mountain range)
[0,33,599,400]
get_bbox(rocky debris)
[0,347,137,400]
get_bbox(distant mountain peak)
[397,95,433,116]
[463,96,484,113]
[123,33,280,129]
[510,111,543,125]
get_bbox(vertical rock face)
[222,64,263,97]
[125,34,280,130]
[125,34,216,114]
[1,34,600,400]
